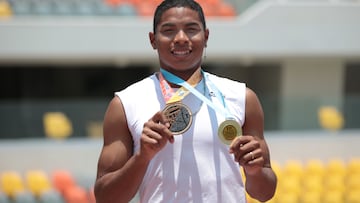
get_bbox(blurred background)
[0,0,360,202]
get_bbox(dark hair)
[153,0,207,33]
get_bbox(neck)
[184,68,202,86]
[162,68,202,87]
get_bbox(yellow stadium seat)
[0,1,12,17]
[347,173,360,191]
[26,170,51,197]
[283,160,303,178]
[277,176,301,198]
[302,175,323,193]
[348,158,360,175]
[0,171,25,198]
[43,112,73,139]
[326,158,347,178]
[346,189,360,203]
[322,190,344,203]
[300,191,321,203]
[275,192,298,203]
[304,159,325,178]
[324,175,345,193]
[271,161,282,180]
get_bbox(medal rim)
[218,119,242,145]
[163,102,193,135]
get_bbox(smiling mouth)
[171,50,192,56]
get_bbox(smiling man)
[94,1,277,203]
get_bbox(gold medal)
[163,102,193,135]
[218,119,242,145]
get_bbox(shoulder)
[245,87,264,122]
[205,72,246,98]
[205,72,245,86]
[117,74,157,94]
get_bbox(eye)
[186,27,200,35]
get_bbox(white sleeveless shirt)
[116,72,247,203]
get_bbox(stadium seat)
[88,187,96,203]
[299,191,321,203]
[63,185,88,203]
[51,170,76,195]
[0,171,24,198]
[324,175,345,194]
[304,159,325,178]
[25,170,51,197]
[302,175,323,194]
[322,190,344,203]
[283,160,303,178]
[135,1,156,17]
[347,173,360,191]
[348,158,360,175]
[275,192,298,203]
[326,158,347,177]
[345,189,360,203]
[217,2,236,17]
[0,0,12,17]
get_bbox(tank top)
[115,71,247,203]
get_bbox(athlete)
[94,0,277,202]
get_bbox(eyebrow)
[160,21,202,28]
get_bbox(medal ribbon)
[158,72,191,104]
[160,68,234,119]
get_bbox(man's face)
[150,7,209,73]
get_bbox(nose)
[174,30,189,44]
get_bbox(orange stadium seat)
[63,185,88,203]
[217,2,237,17]
[135,1,157,17]
[51,170,76,195]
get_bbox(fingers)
[142,111,174,145]
[229,135,263,166]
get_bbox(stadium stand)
[1,158,360,203]
[2,0,239,17]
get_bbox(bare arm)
[94,96,174,203]
[229,88,277,202]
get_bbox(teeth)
[173,50,190,55]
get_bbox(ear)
[149,32,157,49]
[204,28,209,48]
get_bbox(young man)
[94,0,277,202]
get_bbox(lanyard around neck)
[160,68,233,119]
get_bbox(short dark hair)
[153,0,207,33]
